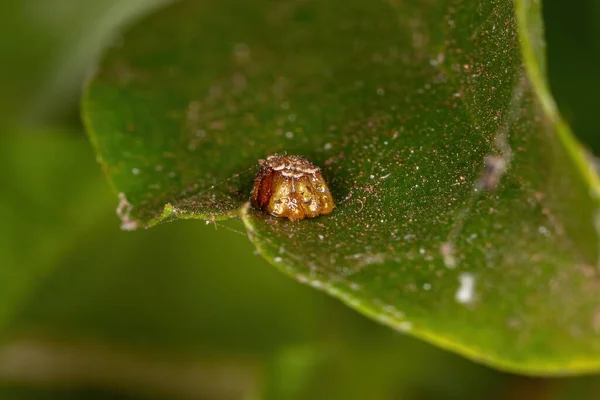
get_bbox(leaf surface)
[83,0,600,374]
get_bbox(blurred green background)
[1,0,599,399]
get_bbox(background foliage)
[1,0,600,399]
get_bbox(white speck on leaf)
[116,192,138,231]
[538,225,550,236]
[309,280,324,289]
[456,273,476,305]
[383,304,405,319]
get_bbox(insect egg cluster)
[251,154,335,221]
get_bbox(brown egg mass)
[251,154,335,221]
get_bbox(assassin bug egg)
[251,154,335,221]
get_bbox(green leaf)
[82,0,600,374]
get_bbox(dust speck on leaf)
[456,272,476,305]
[477,155,507,191]
[538,226,550,237]
[116,192,139,231]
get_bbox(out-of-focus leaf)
[543,0,600,154]
[0,132,112,333]
[0,0,169,126]
[82,0,600,374]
